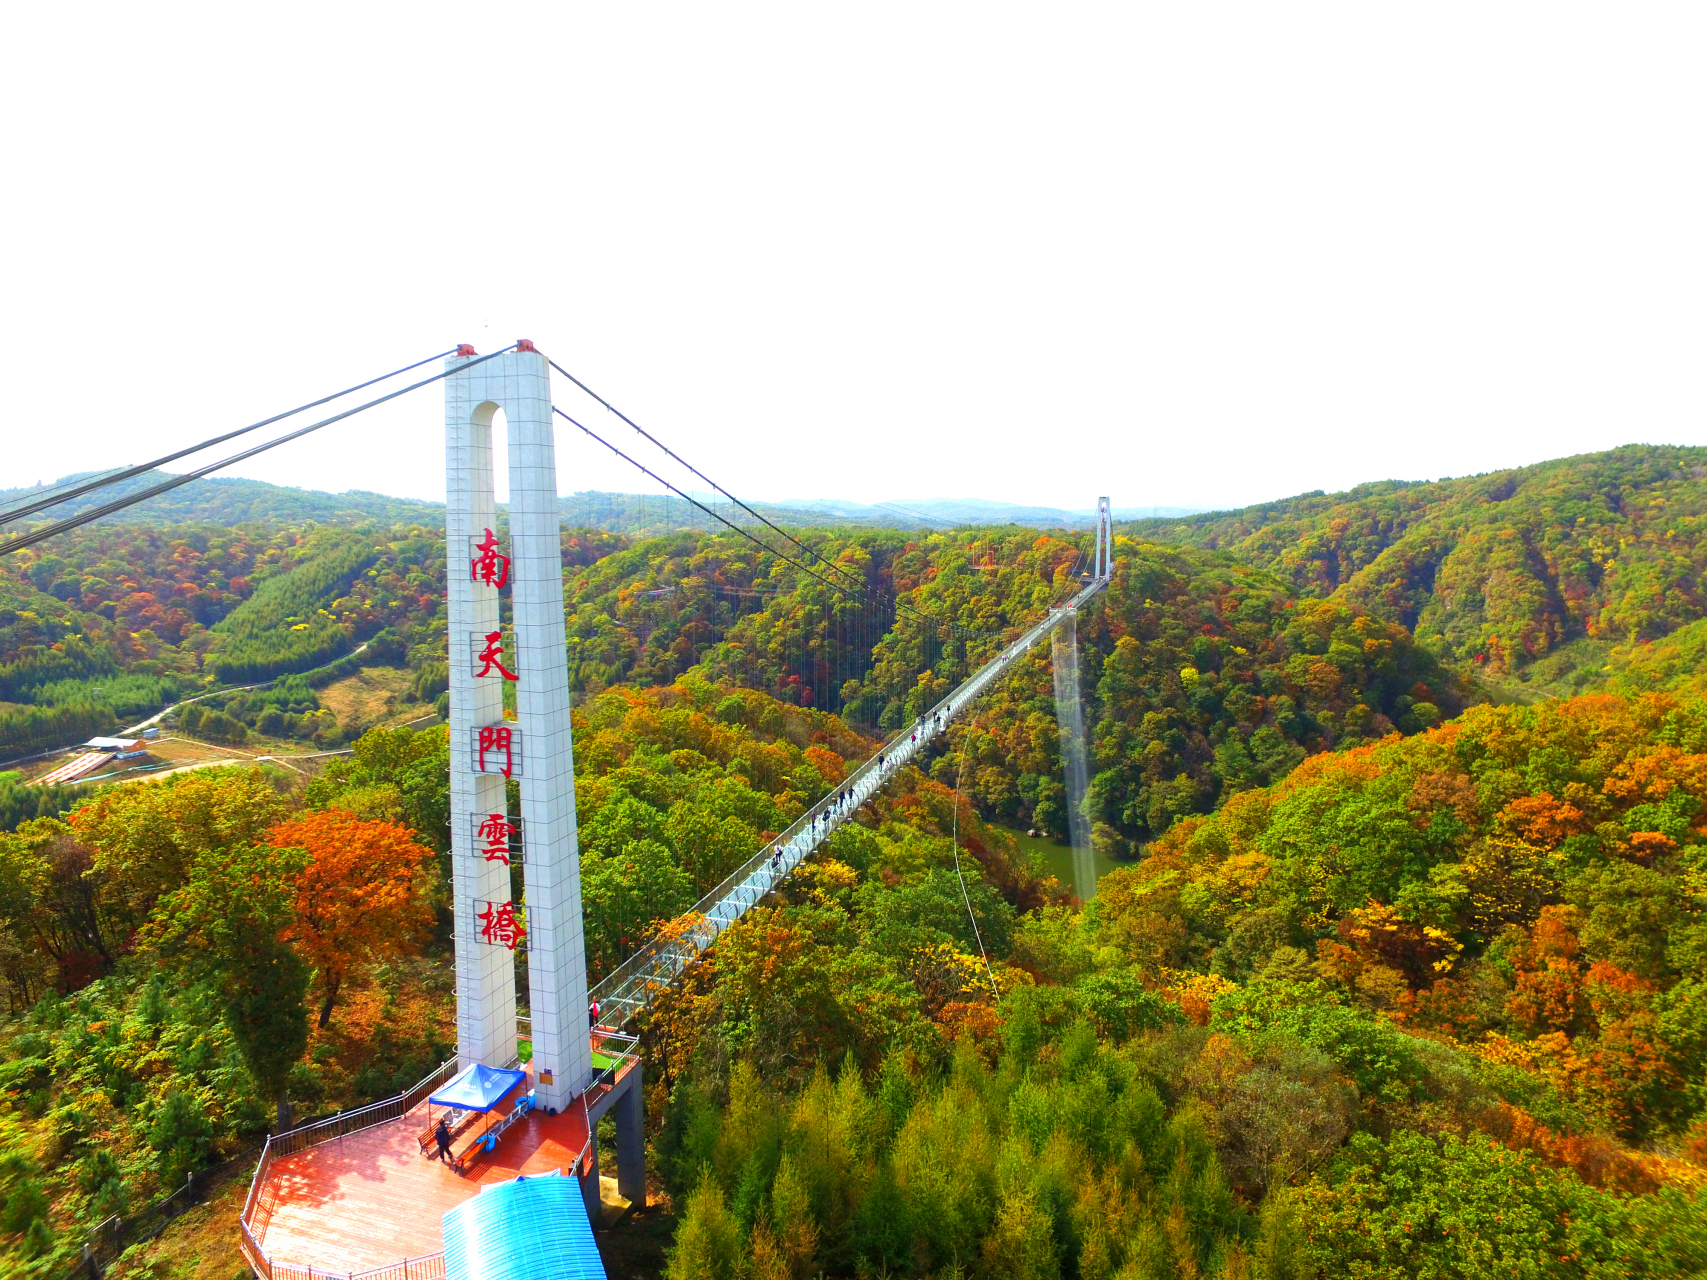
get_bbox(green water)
[999,825,1118,896]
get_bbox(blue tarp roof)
[429,1063,528,1114]
[443,1173,606,1280]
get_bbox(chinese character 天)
[474,630,518,681]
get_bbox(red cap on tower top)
[516,339,537,353]
[456,344,476,357]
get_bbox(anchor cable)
[1,347,463,526]
[0,347,515,557]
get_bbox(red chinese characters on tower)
[478,900,525,950]
[476,813,520,865]
[473,630,518,681]
[475,725,522,778]
[470,528,510,589]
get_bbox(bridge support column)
[614,1062,646,1209]
[579,1141,601,1222]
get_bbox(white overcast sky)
[1,4,1702,515]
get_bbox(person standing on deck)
[433,1117,453,1163]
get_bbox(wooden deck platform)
[251,1068,626,1274]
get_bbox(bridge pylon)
[445,345,592,1112]
[1095,496,1113,580]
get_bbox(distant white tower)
[445,343,592,1112]
[1095,496,1113,579]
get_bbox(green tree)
[143,842,310,1131]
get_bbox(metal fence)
[53,1140,264,1280]
[239,1055,462,1279]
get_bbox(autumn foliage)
[266,808,433,1026]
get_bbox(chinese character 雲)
[474,630,518,681]
[478,900,525,950]
[477,812,518,865]
[470,528,510,589]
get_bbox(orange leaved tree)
[266,809,434,1028]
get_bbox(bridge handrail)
[239,1053,463,1279]
[587,578,1106,1021]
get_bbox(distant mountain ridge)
[769,497,1205,528]
[1,472,1193,535]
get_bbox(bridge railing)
[588,578,1106,1027]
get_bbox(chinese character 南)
[474,630,518,681]
[477,812,518,865]
[478,900,525,950]
[470,528,510,589]
[477,725,518,778]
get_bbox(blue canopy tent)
[424,1064,530,1166]
[431,1064,529,1113]
[443,1173,606,1280]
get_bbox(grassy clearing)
[314,667,416,735]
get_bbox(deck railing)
[238,1018,629,1280]
[240,1055,461,1280]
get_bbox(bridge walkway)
[588,576,1107,1031]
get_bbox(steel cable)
[0,347,515,557]
[1,348,462,527]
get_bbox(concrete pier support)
[614,1063,646,1209]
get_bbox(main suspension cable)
[0,467,132,525]
[1,347,462,527]
[556,406,1007,642]
[555,406,867,606]
[0,346,516,557]
[545,358,871,597]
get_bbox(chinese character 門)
[477,725,517,778]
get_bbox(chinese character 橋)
[477,725,518,778]
[477,812,519,865]
[470,528,511,589]
[478,900,525,950]
[474,630,518,681]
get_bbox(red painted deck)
[251,1068,626,1274]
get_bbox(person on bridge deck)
[588,998,601,1030]
[433,1117,452,1162]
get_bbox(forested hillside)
[4,450,1707,1276]
[1131,445,1707,689]
[2,505,1468,854]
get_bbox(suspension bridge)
[1,344,1113,1280]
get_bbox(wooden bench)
[448,1087,532,1176]
[418,1107,480,1157]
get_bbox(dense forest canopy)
[3,444,1707,1276]
[1130,445,1707,689]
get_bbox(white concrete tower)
[446,348,518,1070]
[1095,496,1113,580]
[444,345,593,1107]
